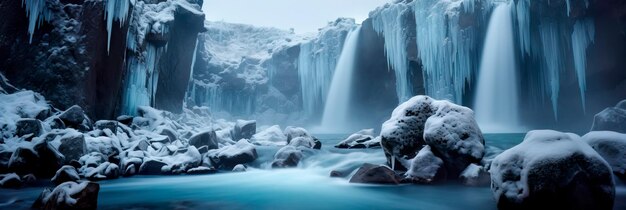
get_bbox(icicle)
[391,155,395,170]
[121,44,162,115]
[539,22,567,119]
[22,0,52,43]
[371,3,413,102]
[104,0,131,53]
[571,18,595,112]
[514,0,531,57]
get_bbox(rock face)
[189,130,219,150]
[582,131,626,179]
[32,181,100,210]
[490,130,615,210]
[591,100,626,133]
[380,95,484,177]
[208,140,258,170]
[349,163,400,185]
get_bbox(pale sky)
[202,0,391,34]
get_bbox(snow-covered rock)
[83,162,120,180]
[52,166,80,185]
[160,146,202,174]
[33,139,65,177]
[403,145,444,183]
[186,166,217,175]
[232,164,247,172]
[208,139,258,170]
[459,163,490,186]
[84,136,121,157]
[32,181,99,210]
[138,159,168,175]
[94,120,118,134]
[8,147,38,175]
[582,131,626,179]
[335,129,380,149]
[232,120,256,141]
[490,130,614,210]
[0,91,50,139]
[53,129,86,164]
[349,163,400,185]
[251,125,287,144]
[591,100,626,133]
[284,126,310,143]
[380,95,484,177]
[15,118,43,140]
[59,105,92,131]
[271,146,303,168]
[0,173,22,188]
[189,130,219,150]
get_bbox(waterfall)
[474,3,521,133]
[319,26,362,133]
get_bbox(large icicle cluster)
[104,0,131,53]
[121,0,203,115]
[22,0,52,43]
[413,0,486,104]
[513,0,595,118]
[370,2,413,103]
[297,18,356,117]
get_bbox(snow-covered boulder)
[189,130,219,150]
[84,162,120,180]
[208,139,258,170]
[251,125,287,143]
[380,95,484,177]
[8,147,38,175]
[284,126,310,143]
[582,131,626,179]
[160,146,202,174]
[403,146,445,183]
[0,173,22,188]
[349,163,400,185]
[32,181,99,210]
[591,100,626,133]
[52,166,80,185]
[84,136,121,157]
[459,163,490,186]
[138,159,168,175]
[335,129,380,149]
[33,139,65,177]
[56,130,87,164]
[271,146,303,168]
[94,120,118,134]
[490,130,614,210]
[232,120,256,141]
[232,164,247,172]
[186,166,217,175]
[58,105,92,131]
[0,91,50,139]
[15,118,43,140]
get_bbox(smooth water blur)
[1,133,624,210]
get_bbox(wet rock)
[330,170,345,178]
[349,163,400,185]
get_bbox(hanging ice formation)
[371,3,413,103]
[22,0,52,43]
[413,0,485,104]
[121,44,163,115]
[297,19,355,117]
[513,0,595,118]
[104,0,131,53]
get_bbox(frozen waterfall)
[474,3,521,133]
[320,26,362,133]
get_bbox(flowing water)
[474,3,523,133]
[320,26,362,133]
[2,134,625,210]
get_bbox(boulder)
[0,173,22,188]
[130,139,150,151]
[380,95,484,177]
[251,125,287,143]
[15,118,43,139]
[116,115,134,126]
[159,128,178,142]
[161,146,202,174]
[288,136,317,149]
[32,181,99,210]
[8,147,39,175]
[271,146,302,168]
[582,131,626,179]
[186,166,217,175]
[208,139,258,170]
[591,100,626,133]
[403,145,445,183]
[335,129,380,149]
[48,117,66,130]
[33,140,65,177]
[22,174,37,184]
[490,130,615,210]
[232,164,247,172]
[94,120,118,133]
[349,163,400,185]
[459,163,490,186]
[84,136,121,157]
[139,159,167,175]
[189,130,219,150]
[58,131,87,163]
[232,120,256,140]
[52,166,80,185]
[59,105,91,131]
[284,126,311,143]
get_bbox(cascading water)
[319,26,362,133]
[474,3,521,133]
